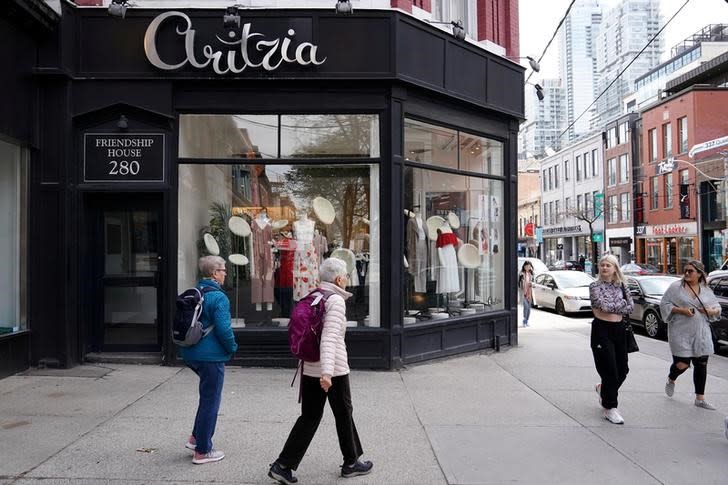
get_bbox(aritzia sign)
[143,11,327,74]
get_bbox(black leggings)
[669,355,709,395]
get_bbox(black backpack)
[172,286,219,347]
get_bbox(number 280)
[108,160,140,175]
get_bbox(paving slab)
[0,415,108,477]
[427,424,661,485]
[596,428,728,485]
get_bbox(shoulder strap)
[686,284,707,312]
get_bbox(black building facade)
[2,4,523,375]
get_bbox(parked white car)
[709,258,728,278]
[531,270,595,315]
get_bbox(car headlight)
[563,295,579,300]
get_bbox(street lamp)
[428,20,467,41]
[505,56,541,72]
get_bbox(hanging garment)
[274,238,296,317]
[251,219,274,304]
[406,217,427,292]
[436,229,460,294]
[313,232,328,263]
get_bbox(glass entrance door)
[91,198,162,351]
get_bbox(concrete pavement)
[1,308,728,484]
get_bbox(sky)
[519,0,728,80]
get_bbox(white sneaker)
[192,449,225,464]
[603,408,624,425]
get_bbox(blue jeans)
[186,361,225,454]
[522,297,531,325]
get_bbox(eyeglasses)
[215,268,227,273]
[684,269,696,274]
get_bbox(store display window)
[402,166,505,324]
[403,119,503,176]
[178,114,380,329]
[0,140,28,335]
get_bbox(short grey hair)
[199,255,226,277]
[320,257,348,283]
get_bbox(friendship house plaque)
[84,133,165,182]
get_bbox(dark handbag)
[621,284,639,353]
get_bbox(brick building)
[637,86,728,274]
[603,113,639,264]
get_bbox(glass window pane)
[178,163,380,328]
[0,140,27,334]
[459,132,503,175]
[404,119,458,170]
[402,166,504,324]
[179,115,278,159]
[280,115,379,158]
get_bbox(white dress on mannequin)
[436,224,460,294]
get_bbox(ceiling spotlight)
[451,20,466,41]
[223,6,241,30]
[108,0,130,18]
[335,0,353,14]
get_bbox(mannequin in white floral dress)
[292,213,320,301]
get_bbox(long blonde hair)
[597,254,625,285]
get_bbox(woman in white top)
[269,258,373,484]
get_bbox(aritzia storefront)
[23,4,523,372]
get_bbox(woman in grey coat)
[659,260,721,410]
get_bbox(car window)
[534,274,545,284]
[543,275,554,287]
[552,272,593,288]
[626,279,640,293]
[713,278,728,297]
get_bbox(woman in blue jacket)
[179,255,238,465]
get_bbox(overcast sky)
[519,0,728,80]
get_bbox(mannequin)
[293,212,320,301]
[406,206,427,292]
[436,223,460,294]
[251,209,274,311]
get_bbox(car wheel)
[555,298,566,316]
[643,310,661,339]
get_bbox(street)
[2,307,728,484]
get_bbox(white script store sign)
[143,11,327,74]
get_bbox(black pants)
[591,318,629,409]
[669,355,709,395]
[277,374,363,470]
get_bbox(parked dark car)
[705,275,728,352]
[548,260,584,271]
[626,276,679,339]
[621,262,660,276]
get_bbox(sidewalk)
[2,308,728,484]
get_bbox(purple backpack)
[288,288,334,361]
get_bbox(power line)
[525,0,576,85]
[559,0,692,140]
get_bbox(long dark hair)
[520,261,533,274]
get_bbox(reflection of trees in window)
[284,166,369,247]
[283,115,375,158]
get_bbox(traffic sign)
[592,232,604,243]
